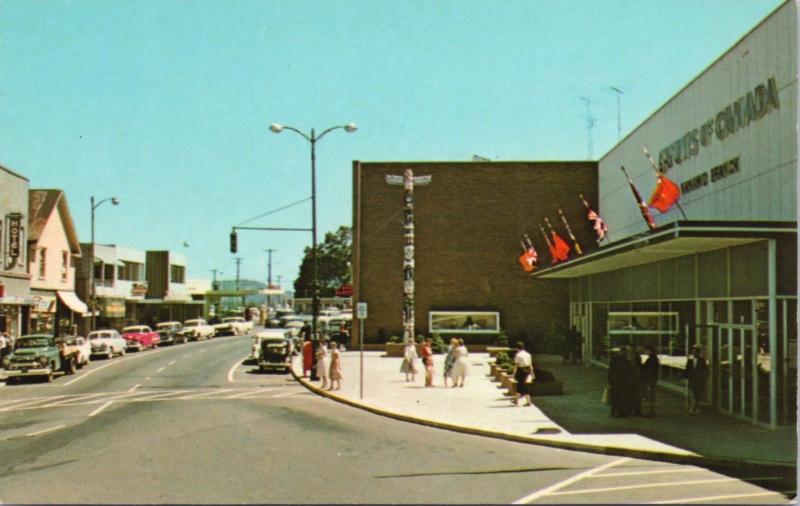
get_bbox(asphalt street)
[0,334,790,504]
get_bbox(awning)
[93,249,125,267]
[57,290,91,316]
[532,220,796,279]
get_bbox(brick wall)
[352,161,598,347]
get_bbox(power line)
[236,197,311,227]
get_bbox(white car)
[214,316,254,336]
[62,336,91,368]
[87,329,127,359]
[178,319,216,341]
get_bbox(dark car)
[155,321,184,345]
[257,330,292,373]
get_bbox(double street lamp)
[90,196,119,331]
[270,122,357,380]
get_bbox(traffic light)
[230,230,238,253]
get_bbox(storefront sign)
[680,157,740,195]
[131,283,148,297]
[659,77,780,171]
[101,297,126,318]
[7,213,22,259]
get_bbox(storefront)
[1,165,32,338]
[534,1,796,428]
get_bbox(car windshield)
[122,327,147,333]
[222,317,243,323]
[17,337,51,348]
[88,331,114,340]
[185,321,201,327]
[157,323,177,329]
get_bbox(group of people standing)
[0,332,14,367]
[301,337,343,391]
[400,338,470,388]
[607,344,660,417]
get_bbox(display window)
[428,311,499,334]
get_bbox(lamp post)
[90,196,119,331]
[270,122,357,381]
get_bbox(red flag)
[551,231,570,262]
[621,166,656,231]
[518,240,538,273]
[648,173,681,213]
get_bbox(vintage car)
[257,330,293,373]
[282,319,305,338]
[88,329,127,359]
[156,321,184,345]
[214,316,254,336]
[62,336,91,369]
[177,319,215,341]
[2,334,78,383]
[121,325,160,351]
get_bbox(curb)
[290,363,795,475]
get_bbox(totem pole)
[385,168,432,343]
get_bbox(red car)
[121,325,161,351]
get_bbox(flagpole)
[620,165,657,231]
[538,223,555,264]
[642,147,688,220]
[558,208,583,255]
[579,193,609,243]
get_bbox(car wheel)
[64,358,77,375]
[46,366,54,382]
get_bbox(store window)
[733,300,752,325]
[61,251,69,281]
[428,311,499,334]
[38,247,46,278]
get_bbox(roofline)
[598,0,793,162]
[353,160,597,165]
[0,163,30,181]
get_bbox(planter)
[507,379,517,397]
[486,346,514,358]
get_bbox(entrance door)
[717,325,757,419]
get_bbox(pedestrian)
[316,339,330,389]
[0,332,6,369]
[451,338,469,388]
[641,345,659,417]
[302,336,313,378]
[443,338,457,387]
[328,342,342,391]
[608,347,628,417]
[564,326,581,364]
[511,341,534,406]
[400,340,418,382]
[628,345,643,416]
[685,345,708,414]
[421,337,435,387]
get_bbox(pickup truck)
[2,334,82,383]
[177,319,215,341]
[213,316,254,337]
[121,325,160,351]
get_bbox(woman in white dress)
[316,340,331,389]
[400,341,419,382]
[451,338,469,388]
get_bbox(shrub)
[389,335,403,344]
[495,351,512,366]
[495,331,509,347]
[430,333,446,353]
[415,334,425,344]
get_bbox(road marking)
[168,360,177,366]
[547,477,737,496]
[226,358,246,383]
[61,349,162,386]
[156,366,166,373]
[270,390,303,399]
[198,349,207,355]
[26,424,65,437]
[132,390,189,402]
[98,391,151,402]
[0,395,69,411]
[591,468,705,478]
[225,388,277,399]
[128,384,141,393]
[39,393,106,407]
[512,457,630,504]
[647,491,784,504]
[176,388,238,400]
[88,401,114,417]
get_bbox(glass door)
[718,326,733,414]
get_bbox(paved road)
[0,334,790,504]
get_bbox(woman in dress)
[328,342,343,391]
[422,337,435,387]
[443,338,458,387]
[400,340,418,382]
[302,336,313,378]
[451,338,469,388]
[316,339,330,390]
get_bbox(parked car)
[214,316,254,336]
[121,325,160,351]
[2,334,77,383]
[283,319,305,338]
[156,321,184,345]
[177,319,215,341]
[88,329,127,359]
[248,329,288,364]
[256,330,293,373]
[62,336,91,369]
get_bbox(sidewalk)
[291,350,796,470]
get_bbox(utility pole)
[209,269,222,320]
[610,86,624,140]
[580,96,596,160]
[385,168,432,344]
[264,248,276,310]
[234,257,243,310]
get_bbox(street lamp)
[90,196,119,331]
[270,122,357,381]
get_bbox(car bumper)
[5,367,53,377]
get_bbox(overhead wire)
[236,197,312,226]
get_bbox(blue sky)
[0,0,784,289]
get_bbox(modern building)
[534,0,796,427]
[27,189,89,335]
[135,250,203,324]
[351,161,598,348]
[0,165,31,338]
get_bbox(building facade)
[0,165,31,338]
[535,0,797,427]
[352,161,598,348]
[27,189,88,335]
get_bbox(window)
[61,251,69,281]
[428,311,500,334]
[170,264,185,284]
[38,247,46,278]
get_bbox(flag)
[518,240,538,273]
[558,208,583,255]
[579,193,608,243]
[539,224,557,264]
[648,173,681,213]
[551,231,571,262]
[620,166,656,231]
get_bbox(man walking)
[685,345,709,414]
[641,345,659,417]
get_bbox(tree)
[294,226,352,297]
